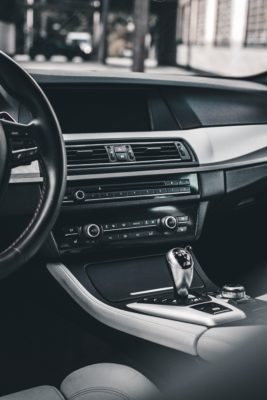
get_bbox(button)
[159,298,169,304]
[179,187,191,193]
[116,191,126,197]
[119,233,130,240]
[116,153,128,161]
[191,302,231,315]
[177,226,188,233]
[133,232,144,239]
[178,216,189,223]
[118,222,128,229]
[67,236,80,246]
[132,221,143,227]
[179,179,190,186]
[168,299,178,305]
[104,234,117,242]
[144,219,157,226]
[141,297,149,303]
[63,227,79,235]
[147,230,158,237]
[114,145,127,153]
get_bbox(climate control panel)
[55,213,195,252]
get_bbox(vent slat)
[66,143,110,167]
[65,140,191,173]
[131,142,180,162]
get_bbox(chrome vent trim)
[131,141,181,162]
[65,140,193,173]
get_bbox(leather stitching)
[0,158,48,256]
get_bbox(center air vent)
[131,141,190,162]
[66,143,109,171]
[65,140,195,174]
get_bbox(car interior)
[1,41,267,398]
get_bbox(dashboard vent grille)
[131,142,181,162]
[65,140,194,174]
[66,143,109,171]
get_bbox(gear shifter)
[166,247,194,298]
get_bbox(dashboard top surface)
[27,68,266,91]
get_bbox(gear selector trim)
[127,296,246,327]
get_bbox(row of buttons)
[85,187,190,200]
[164,179,190,186]
[64,186,191,203]
[103,219,158,231]
[104,230,159,242]
[139,295,203,306]
[12,147,38,166]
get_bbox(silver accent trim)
[127,296,246,327]
[85,224,101,238]
[47,262,207,355]
[130,286,173,296]
[164,216,177,230]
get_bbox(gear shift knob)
[166,247,194,298]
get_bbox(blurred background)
[0,0,267,77]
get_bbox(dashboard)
[2,71,267,258]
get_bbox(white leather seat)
[0,363,159,400]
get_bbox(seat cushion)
[60,363,159,400]
[0,386,64,400]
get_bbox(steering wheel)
[0,51,66,279]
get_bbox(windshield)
[0,0,267,78]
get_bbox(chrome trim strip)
[130,286,173,296]
[127,296,246,327]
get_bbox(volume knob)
[84,224,102,239]
[73,190,85,202]
[161,216,177,230]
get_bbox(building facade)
[177,0,267,76]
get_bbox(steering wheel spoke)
[0,113,39,168]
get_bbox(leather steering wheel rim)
[0,51,66,279]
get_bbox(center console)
[47,140,267,360]
[54,172,202,253]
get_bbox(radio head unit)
[63,173,199,205]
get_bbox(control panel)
[63,174,199,205]
[56,213,196,252]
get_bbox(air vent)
[66,143,109,172]
[131,141,191,163]
[65,140,194,174]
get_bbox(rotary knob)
[221,284,246,300]
[84,224,102,239]
[161,216,177,230]
[73,190,86,202]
